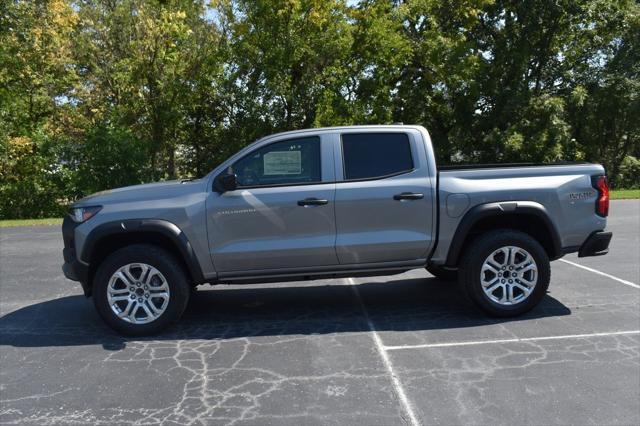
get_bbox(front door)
[206,135,338,273]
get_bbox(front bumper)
[578,231,612,257]
[61,215,91,296]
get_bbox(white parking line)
[348,278,420,426]
[559,259,640,289]
[384,330,640,351]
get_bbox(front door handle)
[297,197,329,207]
[393,192,424,201]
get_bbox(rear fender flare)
[445,201,562,266]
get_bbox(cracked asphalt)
[1,200,639,425]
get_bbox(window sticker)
[263,151,302,175]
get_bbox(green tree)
[564,0,639,186]
[393,0,491,162]
[72,0,222,179]
[219,0,352,132]
[1,0,639,219]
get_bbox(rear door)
[334,130,435,264]
[206,134,338,273]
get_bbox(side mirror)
[216,173,237,193]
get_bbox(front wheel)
[93,244,191,336]
[458,230,550,317]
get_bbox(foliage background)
[1,0,638,219]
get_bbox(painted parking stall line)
[383,330,640,351]
[560,259,640,289]
[348,278,421,426]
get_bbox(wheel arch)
[81,219,205,295]
[445,201,562,267]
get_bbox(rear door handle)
[393,192,424,201]
[297,197,329,206]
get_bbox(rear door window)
[341,133,413,180]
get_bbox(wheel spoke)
[137,264,150,284]
[494,248,510,267]
[127,303,140,322]
[482,276,499,288]
[123,266,138,284]
[145,299,159,314]
[513,282,532,296]
[482,263,500,275]
[149,283,169,293]
[109,287,129,296]
[519,275,536,287]
[507,247,516,266]
[144,267,160,286]
[150,292,169,303]
[118,300,135,320]
[506,283,516,303]
[110,295,131,303]
[485,282,502,293]
[114,271,133,286]
[517,263,536,274]
[140,301,154,319]
[513,251,530,267]
[487,257,503,270]
[499,285,508,303]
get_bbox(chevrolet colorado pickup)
[62,125,612,335]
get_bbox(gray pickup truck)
[62,125,612,335]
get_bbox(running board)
[215,259,427,284]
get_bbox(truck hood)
[74,179,205,206]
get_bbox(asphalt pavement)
[1,200,638,425]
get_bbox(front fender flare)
[81,219,205,284]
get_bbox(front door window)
[231,137,321,188]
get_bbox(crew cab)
[61,125,612,335]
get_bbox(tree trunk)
[167,145,175,179]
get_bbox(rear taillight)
[591,175,609,217]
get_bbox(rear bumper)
[578,231,612,257]
[61,216,91,296]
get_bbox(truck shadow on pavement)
[0,277,570,350]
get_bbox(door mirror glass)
[216,173,237,193]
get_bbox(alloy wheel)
[107,263,170,324]
[480,246,538,305]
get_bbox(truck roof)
[258,124,426,142]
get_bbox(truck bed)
[431,162,607,264]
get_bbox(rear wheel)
[93,244,190,336]
[426,265,458,281]
[458,230,550,317]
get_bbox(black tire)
[426,265,458,281]
[458,229,550,317]
[93,244,191,336]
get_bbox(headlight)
[70,206,102,223]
